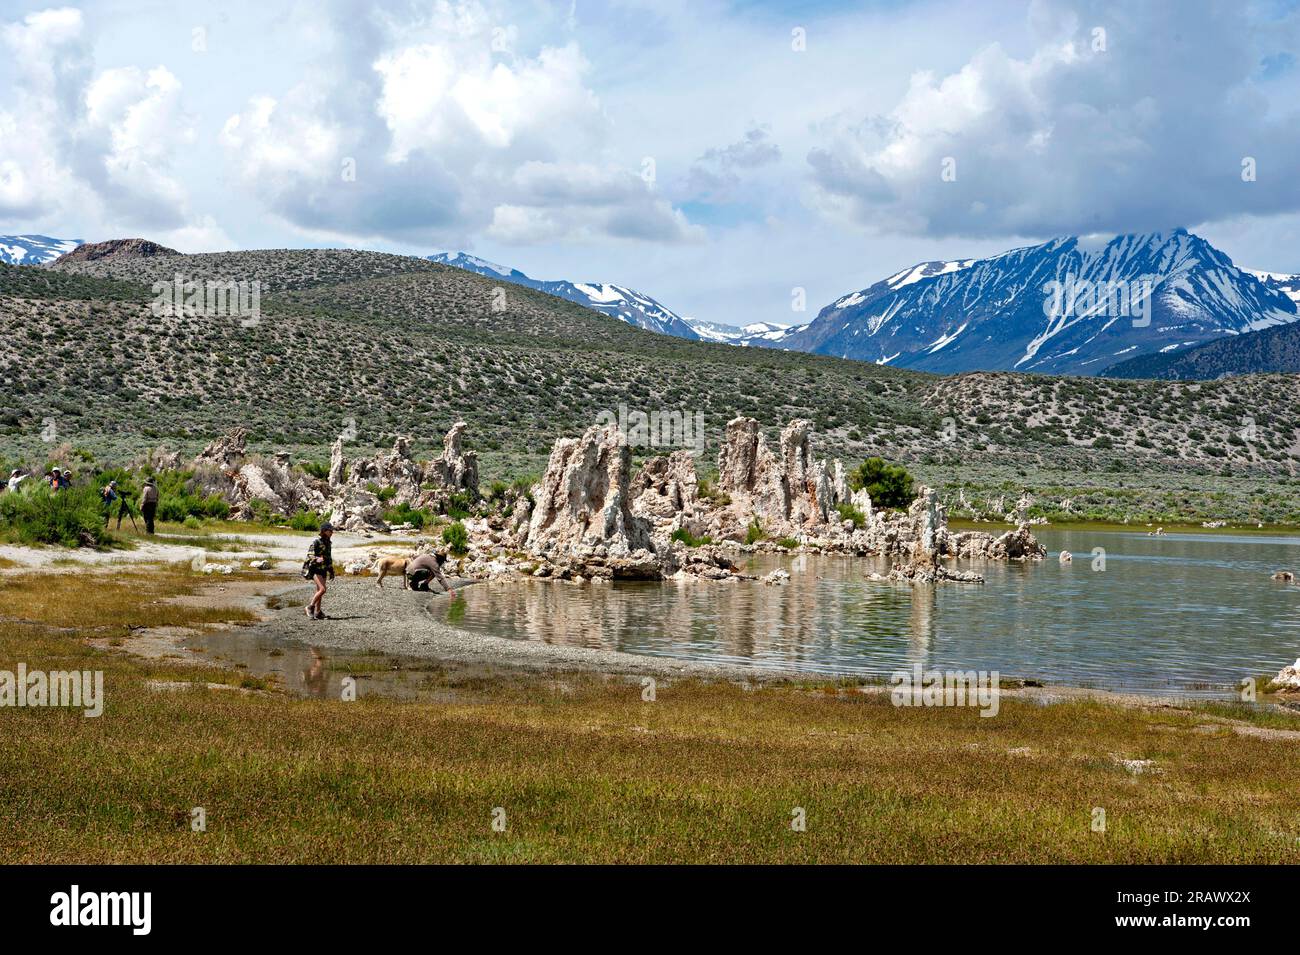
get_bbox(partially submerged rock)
[525,423,654,560]
[1267,659,1300,693]
[711,416,839,539]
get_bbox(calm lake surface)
[434,529,1300,695]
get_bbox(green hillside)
[3,248,1299,524]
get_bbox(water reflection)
[435,530,1300,694]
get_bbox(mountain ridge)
[784,230,1297,376]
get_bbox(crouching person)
[406,552,450,592]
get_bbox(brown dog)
[374,556,409,588]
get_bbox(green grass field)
[1,567,1299,863]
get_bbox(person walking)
[140,477,159,535]
[304,522,336,620]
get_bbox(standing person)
[405,551,451,592]
[304,522,336,620]
[58,469,71,490]
[100,479,118,523]
[48,469,61,491]
[140,477,159,535]
[5,469,24,493]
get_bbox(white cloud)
[808,0,1300,238]
[0,6,217,243]
[684,126,783,204]
[219,2,694,246]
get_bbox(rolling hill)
[3,241,1300,523]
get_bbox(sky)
[2,0,1300,328]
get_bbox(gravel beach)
[254,576,809,682]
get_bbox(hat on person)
[318,521,334,533]
[9,469,18,477]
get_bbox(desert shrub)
[0,483,114,547]
[151,470,231,523]
[299,460,330,480]
[443,492,473,520]
[288,509,323,532]
[744,517,765,545]
[670,527,713,548]
[847,457,916,510]
[366,482,398,503]
[697,478,731,507]
[776,536,799,549]
[835,503,867,529]
[442,520,469,556]
[383,502,432,529]
[246,498,275,524]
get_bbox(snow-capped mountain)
[428,251,702,340]
[0,234,82,265]
[783,230,1299,376]
[686,318,808,347]
[1244,269,1300,306]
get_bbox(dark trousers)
[408,569,433,591]
[142,501,157,534]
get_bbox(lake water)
[433,529,1300,695]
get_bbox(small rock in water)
[1058,551,1072,563]
[1267,658,1300,692]
[762,569,790,585]
[1271,570,1294,582]
[249,559,272,570]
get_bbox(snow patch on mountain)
[0,235,83,266]
[428,251,700,340]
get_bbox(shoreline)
[246,578,1291,712]
[3,525,1294,705]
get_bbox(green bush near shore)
[670,528,714,548]
[442,520,469,556]
[0,483,115,548]
[849,457,916,510]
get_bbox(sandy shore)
[249,576,1300,724]
[254,576,817,682]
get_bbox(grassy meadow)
[1,565,1299,863]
